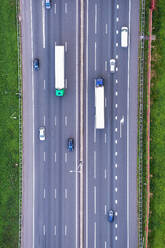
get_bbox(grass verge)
[0,0,19,247]
[137,0,149,246]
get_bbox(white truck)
[95,78,105,129]
[55,45,65,96]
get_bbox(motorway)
[21,0,139,248]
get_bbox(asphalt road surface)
[21,0,139,247]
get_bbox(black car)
[33,58,40,71]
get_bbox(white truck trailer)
[121,27,128,48]
[95,78,105,129]
[55,45,65,96]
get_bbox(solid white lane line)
[105,241,107,248]
[65,188,68,199]
[104,133,107,144]
[104,169,107,179]
[30,0,35,245]
[94,4,97,34]
[76,0,79,246]
[94,222,96,248]
[43,224,46,236]
[54,3,56,14]
[64,3,68,14]
[42,0,45,48]
[65,116,68,126]
[127,0,131,247]
[54,116,57,126]
[54,188,57,199]
[43,115,46,126]
[65,152,67,163]
[104,205,107,215]
[64,225,67,236]
[44,151,46,161]
[94,151,96,178]
[94,41,97,71]
[105,61,107,71]
[105,24,108,34]
[86,0,89,247]
[43,188,46,199]
[44,80,46,89]
[94,186,96,214]
[54,152,56,162]
[54,225,57,235]
[65,41,68,52]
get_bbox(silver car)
[110,59,116,73]
[39,127,45,141]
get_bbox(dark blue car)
[33,58,39,71]
[68,138,74,151]
[108,210,114,222]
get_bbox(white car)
[110,59,116,73]
[39,127,45,141]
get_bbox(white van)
[121,27,128,48]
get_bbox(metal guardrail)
[16,0,23,247]
[138,0,146,247]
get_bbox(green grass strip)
[0,0,19,247]
[148,0,165,247]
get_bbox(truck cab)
[96,77,104,87]
[56,89,64,96]
[45,0,51,9]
